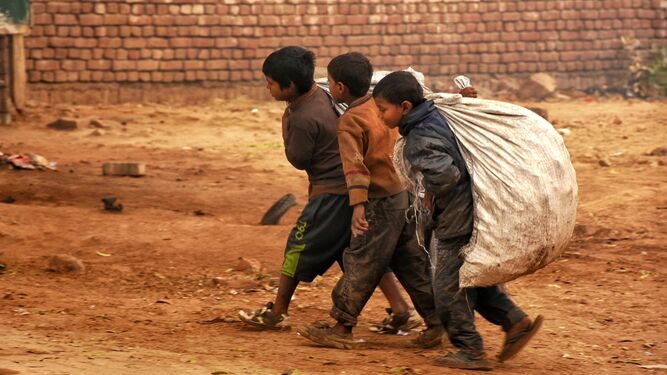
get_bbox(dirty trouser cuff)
[504,307,529,331]
[330,306,358,327]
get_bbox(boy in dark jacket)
[238,47,421,334]
[298,53,443,349]
[372,71,543,371]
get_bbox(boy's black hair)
[372,71,425,106]
[262,46,315,95]
[327,52,373,97]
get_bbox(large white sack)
[423,93,578,287]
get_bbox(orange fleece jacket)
[337,95,405,206]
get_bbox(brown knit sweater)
[337,94,405,206]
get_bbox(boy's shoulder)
[339,96,381,127]
[288,88,337,127]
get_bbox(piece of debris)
[47,254,85,273]
[527,107,549,121]
[101,196,123,212]
[639,364,667,370]
[102,162,146,177]
[194,209,206,216]
[598,158,611,167]
[89,119,115,129]
[4,153,57,170]
[47,118,78,131]
[647,147,667,157]
[260,193,297,225]
[2,196,15,204]
[557,128,571,136]
[613,116,623,125]
[234,257,262,273]
[519,73,558,100]
[88,129,105,137]
[0,263,6,274]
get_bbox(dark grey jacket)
[399,100,474,240]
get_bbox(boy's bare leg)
[378,273,409,315]
[271,274,299,315]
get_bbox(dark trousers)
[330,192,440,328]
[434,234,527,357]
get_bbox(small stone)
[88,129,105,137]
[47,118,78,131]
[598,159,611,167]
[647,147,667,156]
[89,119,116,129]
[613,116,623,125]
[233,257,262,273]
[2,196,16,204]
[47,254,85,273]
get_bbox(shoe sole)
[497,315,544,362]
[238,311,291,331]
[434,358,493,371]
[297,327,362,350]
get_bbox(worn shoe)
[298,322,364,349]
[410,325,445,349]
[434,352,493,371]
[497,315,544,362]
[369,308,422,334]
[238,302,291,331]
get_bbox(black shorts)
[281,193,352,282]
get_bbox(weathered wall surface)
[25,0,667,103]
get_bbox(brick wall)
[25,0,667,103]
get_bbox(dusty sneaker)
[410,325,444,349]
[298,322,364,349]
[238,302,291,331]
[369,308,422,334]
[497,315,543,362]
[434,352,493,371]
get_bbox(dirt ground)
[0,95,666,375]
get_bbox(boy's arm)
[337,115,369,206]
[405,127,461,196]
[284,118,316,170]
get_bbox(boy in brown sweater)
[299,52,443,348]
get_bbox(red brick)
[35,60,59,71]
[113,60,137,71]
[137,60,159,71]
[123,38,148,49]
[88,60,111,70]
[54,14,77,25]
[61,60,87,71]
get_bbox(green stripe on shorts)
[282,243,306,277]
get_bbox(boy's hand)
[459,87,477,98]
[351,204,369,237]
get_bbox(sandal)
[369,308,422,334]
[238,302,291,331]
[298,322,364,349]
[497,315,544,362]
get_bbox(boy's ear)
[335,81,346,95]
[400,100,414,115]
